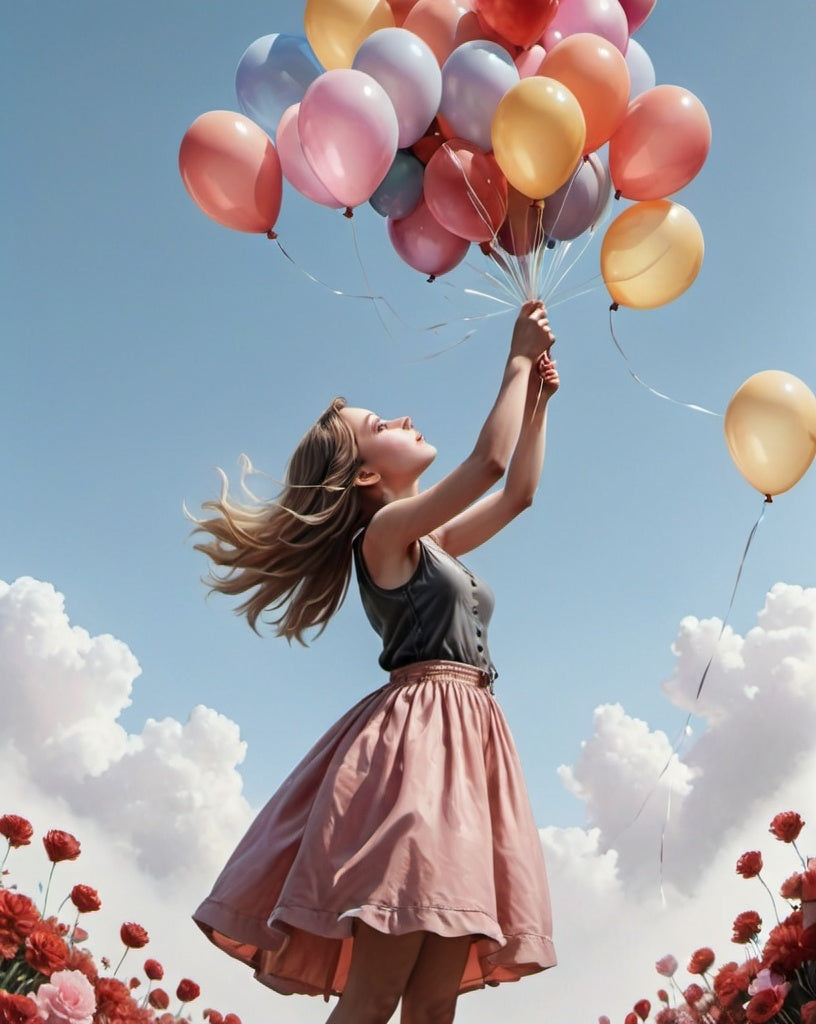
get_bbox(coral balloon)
[440,41,519,152]
[403,0,509,66]
[388,0,421,24]
[609,85,711,200]
[625,37,655,99]
[235,34,322,138]
[618,0,656,34]
[544,0,629,54]
[178,111,283,234]
[496,186,546,255]
[539,33,630,153]
[276,104,344,208]
[491,76,585,199]
[424,140,508,241]
[724,371,816,497]
[353,28,442,147]
[515,44,546,78]
[304,0,395,70]
[600,199,703,309]
[299,69,399,209]
[542,151,610,240]
[370,149,425,217]
[388,197,470,277]
[476,0,559,49]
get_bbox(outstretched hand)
[510,300,556,363]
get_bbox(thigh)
[400,933,472,1024]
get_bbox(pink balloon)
[276,104,344,208]
[178,110,283,234]
[515,44,546,78]
[543,0,629,55]
[424,140,508,241]
[404,0,512,66]
[609,84,711,200]
[299,69,399,209]
[388,197,470,277]
[618,0,656,34]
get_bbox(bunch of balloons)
[178,0,711,308]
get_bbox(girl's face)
[340,407,437,489]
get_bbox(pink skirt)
[193,660,556,998]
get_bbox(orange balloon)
[178,111,283,234]
[539,33,630,154]
[609,85,711,200]
[724,371,816,497]
[491,77,585,200]
[305,0,395,70]
[600,199,703,309]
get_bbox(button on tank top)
[353,532,497,678]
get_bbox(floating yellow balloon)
[600,199,704,310]
[304,0,395,70]
[491,77,586,201]
[724,371,816,497]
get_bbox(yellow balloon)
[491,77,586,200]
[600,200,704,309]
[724,370,816,497]
[304,0,395,70]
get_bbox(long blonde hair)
[191,398,367,643]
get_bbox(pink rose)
[35,969,96,1024]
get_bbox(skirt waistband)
[388,660,494,693]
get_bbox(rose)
[768,811,805,843]
[736,851,763,878]
[148,990,170,1011]
[0,814,34,848]
[0,889,40,958]
[69,885,100,914]
[93,979,137,1023]
[0,993,39,1024]
[119,922,149,949]
[64,947,98,984]
[762,913,803,973]
[655,954,678,977]
[745,987,788,1023]
[35,968,96,1024]
[176,979,201,1002]
[687,947,715,974]
[25,925,70,974]
[42,830,81,863]
[731,910,762,943]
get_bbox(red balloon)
[424,140,508,242]
[609,85,711,200]
[388,197,470,278]
[476,0,559,49]
[178,111,282,234]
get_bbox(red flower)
[655,1011,678,1024]
[657,990,669,1003]
[65,945,99,983]
[0,992,39,1024]
[94,977,138,1022]
[801,1001,816,1024]
[148,990,170,1011]
[803,862,816,901]
[222,1015,242,1024]
[70,884,101,913]
[120,921,149,948]
[801,923,816,962]
[634,1000,651,1020]
[144,958,164,981]
[0,815,34,848]
[0,889,40,959]
[624,1014,638,1024]
[768,811,805,843]
[203,1011,223,1024]
[731,910,762,943]
[25,924,70,974]
[72,925,89,943]
[683,983,704,1004]
[687,947,716,975]
[42,829,81,863]
[762,914,803,973]
[779,872,802,900]
[175,979,201,1003]
[736,851,763,879]
[745,988,787,1023]
[129,977,141,990]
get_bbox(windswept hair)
[190,398,367,643]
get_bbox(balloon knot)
[546,237,556,249]
[426,274,437,283]
[343,207,354,219]
[610,302,619,312]
[266,230,277,240]
[764,494,773,503]
[479,241,493,256]
[533,198,545,209]
[614,189,622,200]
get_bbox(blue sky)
[1,3,815,1020]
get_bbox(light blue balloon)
[625,38,656,100]
[235,34,322,138]
[369,150,424,219]
[440,41,519,153]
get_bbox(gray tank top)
[353,532,497,678]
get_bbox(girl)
[192,301,559,1024]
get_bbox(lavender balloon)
[235,34,322,138]
[370,150,425,218]
[625,38,655,100]
[542,153,611,241]
[353,28,441,148]
[440,41,519,153]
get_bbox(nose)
[400,416,412,430]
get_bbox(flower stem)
[792,839,807,870]
[0,840,11,878]
[41,861,56,917]
[112,947,129,977]
[757,871,780,924]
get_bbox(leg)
[326,922,425,1024]
[400,933,472,1024]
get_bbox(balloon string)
[609,308,722,417]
